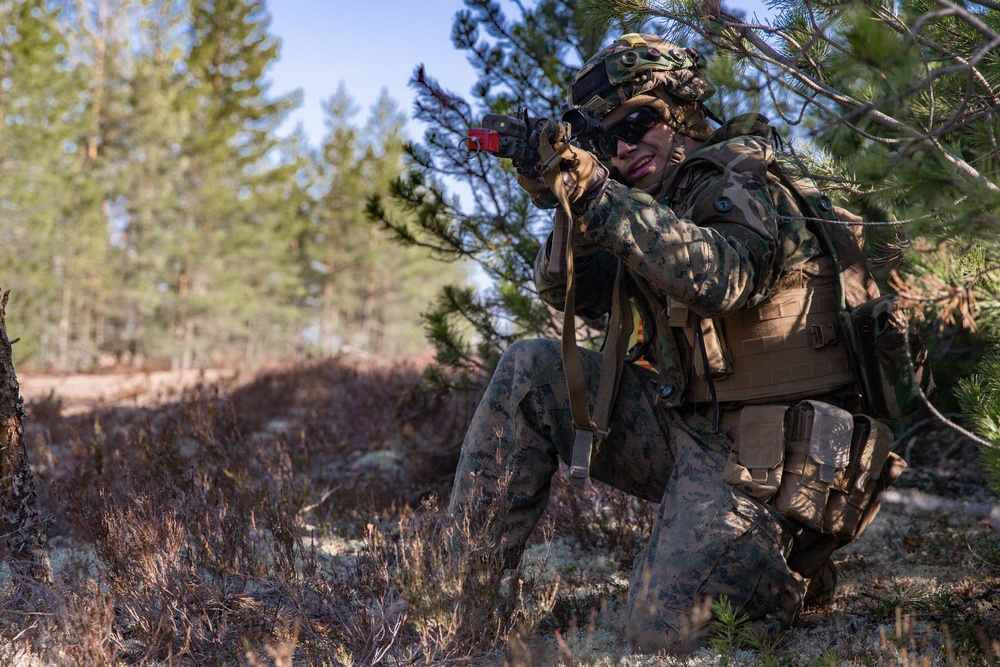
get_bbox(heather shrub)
[3,356,998,665]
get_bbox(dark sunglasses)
[586,107,664,159]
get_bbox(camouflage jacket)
[534,115,839,406]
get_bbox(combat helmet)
[570,33,716,141]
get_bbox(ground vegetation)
[0,359,996,665]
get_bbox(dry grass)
[1,357,998,665]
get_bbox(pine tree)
[0,1,469,372]
[109,0,191,367]
[370,0,620,384]
[311,87,367,355]
[64,0,147,370]
[0,0,88,368]
[173,0,304,369]
[308,89,467,358]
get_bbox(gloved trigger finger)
[560,156,581,171]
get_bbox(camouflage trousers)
[449,338,807,654]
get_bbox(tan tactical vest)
[650,115,877,409]
[671,259,857,405]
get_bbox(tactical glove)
[535,120,609,216]
[515,170,560,210]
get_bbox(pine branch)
[904,321,1000,452]
[638,0,1000,193]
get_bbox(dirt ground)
[17,367,252,415]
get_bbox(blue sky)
[267,1,481,145]
[265,1,773,147]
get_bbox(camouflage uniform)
[451,36,858,654]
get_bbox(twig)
[902,323,1000,452]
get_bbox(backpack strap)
[770,152,880,310]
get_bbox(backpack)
[689,114,934,420]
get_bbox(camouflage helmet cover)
[570,33,715,113]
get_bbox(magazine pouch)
[726,400,908,543]
[723,405,789,502]
[772,400,854,532]
[824,415,905,540]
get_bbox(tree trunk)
[57,275,72,372]
[87,0,108,165]
[177,265,193,371]
[356,226,380,350]
[321,280,339,353]
[0,290,52,586]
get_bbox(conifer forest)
[0,0,464,373]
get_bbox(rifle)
[466,107,603,276]
[466,107,602,174]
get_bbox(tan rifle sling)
[547,176,633,482]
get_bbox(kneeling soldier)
[451,33,912,654]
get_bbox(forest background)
[0,0,468,373]
[5,0,997,429]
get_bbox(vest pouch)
[847,295,934,419]
[822,415,899,540]
[772,400,853,532]
[668,299,731,379]
[724,405,789,502]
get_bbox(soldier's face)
[610,122,702,193]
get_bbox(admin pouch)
[724,400,906,542]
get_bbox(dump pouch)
[845,295,934,419]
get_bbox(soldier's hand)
[535,120,608,215]
[515,171,559,209]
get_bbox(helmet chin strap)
[630,129,687,197]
